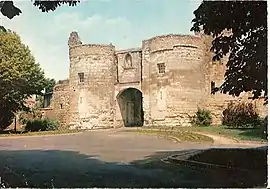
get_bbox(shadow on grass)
[0,147,267,188]
[237,128,267,141]
[132,146,267,188]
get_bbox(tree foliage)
[0,1,80,19]
[32,78,56,109]
[191,1,267,101]
[0,30,46,129]
[44,78,56,93]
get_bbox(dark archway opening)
[117,88,144,127]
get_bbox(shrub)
[222,101,259,128]
[24,118,59,132]
[192,108,212,126]
[259,116,268,139]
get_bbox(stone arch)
[116,88,143,127]
[124,53,132,68]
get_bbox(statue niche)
[124,53,132,68]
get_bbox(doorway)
[116,88,143,127]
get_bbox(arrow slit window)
[157,63,165,73]
[78,72,84,83]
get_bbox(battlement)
[142,34,204,52]
[53,79,69,92]
[69,43,115,58]
[69,43,115,50]
[68,32,206,57]
[57,79,69,85]
[143,33,201,43]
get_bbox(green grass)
[188,148,267,170]
[138,125,267,142]
[188,126,267,142]
[169,148,267,187]
[0,129,81,137]
[125,129,214,143]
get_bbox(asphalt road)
[0,130,266,187]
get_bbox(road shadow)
[132,146,267,188]
[0,146,267,188]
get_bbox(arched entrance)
[116,88,144,127]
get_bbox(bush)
[24,118,59,132]
[259,116,268,139]
[192,108,212,126]
[222,102,259,128]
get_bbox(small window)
[211,81,218,94]
[60,103,63,109]
[157,63,165,74]
[78,73,84,83]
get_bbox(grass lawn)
[125,129,214,143]
[0,129,81,137]
[189,126,267,142]
[188,148,267,170]
[140,125,267,142]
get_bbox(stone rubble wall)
[201,33,267,125]
[142,34,208,126]
[115,48,142,84]
[41,80,70,126]
[68,43,115,129]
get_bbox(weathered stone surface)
[41,80,70,126]
[43,32,267,129]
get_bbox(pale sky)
[1,0,202,81]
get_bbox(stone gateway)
[42,32,267,129]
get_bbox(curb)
[166,156,253,172]
[124,130,214,144]
[0,131,84,139]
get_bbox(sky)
[1,0,202,81]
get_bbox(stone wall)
[45,31,267,129]
[113,48,143,127]
[201,33,267,124]
[141,34,207,126]
[68,41,115,129]
[41,80,70,126]
[116,48,142,84]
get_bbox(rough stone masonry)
[41,31,267,129]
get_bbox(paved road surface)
[0,130,266,187]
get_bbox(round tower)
[68,32,115,129]
[142,34,207,126]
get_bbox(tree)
[191,1,267,101]
[0,1,80,19]
[44,78,56,93]
[33,78,56,109]
[0,30,46,130]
